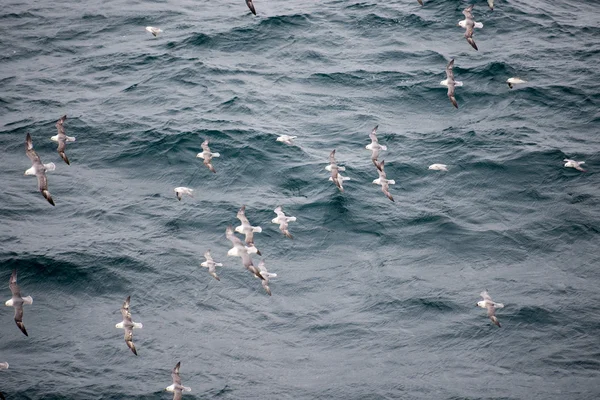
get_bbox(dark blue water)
[1,0,600,398]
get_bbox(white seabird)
[459,5,482,51]
[201,250,223,281]
[25,133,56,206]
[246,0,256,15]
[235,205,262,255]
[507,78,527,89]
[166,361,191,399]
[256,260,277,296]
[225,226,264,280]
[373,160,396,202]
[174,187,194,201]
[0,362,8,370]
[50,115,75,165]
[146,26,163,37]
[564,159,586,172]
[366,125,387,165]
[272,206,296,239]
[5,270,33,337]
[440,59,463,109]
[477,290,504,327]
[326,149,350,192]
[115,296,143,355]
[196,139,220,173]
[276,135,297,145]
[428,164,448,171]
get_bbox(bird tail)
[23,296,33,305]
[211,152,220,158]
[252,226,262,233]
[475,22,483,28]
[44,162,56,171]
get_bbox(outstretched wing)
[172,361,182,385]
[369,125,379,144]
[25,133,41,164]
[445,59,455,81]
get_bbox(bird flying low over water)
[145,26,163,37]
[506,78,527,89]
[5,270,33,337]
[440,59,463,109]
[564,159,586,172]
[115,296,143,355]
[428,164,448,171]
[373,160,396,202]
[326,149,350,192]
[235,205,262,255]
[174,187,194,201]
[366,125,387,165]
[477,290,504,327]
[272,206,296,239]
[201,250,223,281]
[25,133,56,206]
[226,226,264,280]
[257,260,277,296]
[166,361,191,399]
[0,362,8,370]
[246,0,256,15]
[459,5,482,51]
[196,139,220,173]
[276,135,297,145]
[51,115,75,165]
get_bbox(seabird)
[165,361,191,399]
[272,206,296,239]
[564,159,586,172]
[246,0,256,15]
[365,125,388,165]
[0,362,8,369]
[225,226,264,280]
[440,59,463,109]
[5,270,32,336]
[174,187,194,201]
[256,260,277,296]
[146,26,163,37]
[428,164,448,171]
[459,5,481,51]
[326,149,350,192]
[373,160,396,202]
[115,296,143,355]
[201,250,223,281]
[276,135,297,145]
[506,78,527,89]
[25,133,56,206]
[477,290,504,327]
[196,139,220,173]
[235,205,262,255]
[50,115,75,165]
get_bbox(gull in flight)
[257,260,277,296]
[272,206,296,239]
[174,187,194,201]
[201,250,223,281]
[226,226,264,280]
[326,149,350,192]
[373,160,396,202]
[146,27,163,37]
[51,115,75,165]
[477,290,504,327]
[5,270,33,336]
[440,59,463,109]
[366,125,387,165]
[246,0,256,15]
[235,205,262,255]
[506,78,527,89]
[459,5,483,51]
[196,139,220,173]
[276,135,297,145]
[564,159,586,172]
[428,164,448,171]
[165,361,191,399]
[115,296,143,355]
[25,133,56,206]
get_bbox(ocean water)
[1,0,600,398]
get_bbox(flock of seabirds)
[1,0,590,398]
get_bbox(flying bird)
[477,290,504,327]
[165,361,192,400]
[506,77,527,89]
[272,206,297,239]
[373,160,396,202]
[365,125,387,165]
[51,115,76,165]
[196,139,220,173]
[115,296,143,355]
[326,149,350,192]
[276,135,297,145]
[5,270,33,336]
[174,187,194,201]
[459,5,482,51]
[257,260,277,296]
[563,159,586,172]
[235,205,262,255]
[246,0,256,15]
[225,226,264,280]
[0,362,8,370]
[440,59,463,109]
[25,133,56,206]
[146,26,163,37]
[201,250,223,281]
[428,164,448,171]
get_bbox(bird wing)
[25,134,42,164]
[172,362,182,385]
[462,5,474,18]
[9,270,20,297]
[369,125,379,144]
[237,205,250,225]
[121,296,132,321]
[445,59,455,81]
[480,291,493,301]
[201,140,210,152]
[329,149,337,164]
[13,304,28,336]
